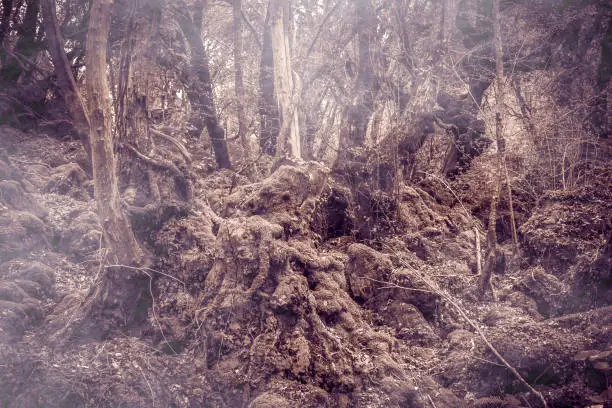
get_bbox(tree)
[178,0,231,169]
[85,0,148,333]
[335,0,378,169]
[479,0,515,297]
[233,0,249,152]
[115,0,162,192]
[258,1,281,156]
[269,0,300,158]
[41,0,91,165]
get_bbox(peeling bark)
[86,0,143,267]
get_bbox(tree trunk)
[479,0,508,297]
[336,0,377,167]
[270,0,300,158]
[259,5,280,156]
[233,0,249,153]
[85,0,148,334]
[41,0,92,166]
[178,1,231,169]
[116,0,161,195]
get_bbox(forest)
[0,0,610,406]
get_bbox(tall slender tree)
[259,2,280,156]
[178,0,231,169]
[479,0,515,297]
[41,0,91,165]
[85,0,148,331]
[269,0,300,158]
[233,0,249,152]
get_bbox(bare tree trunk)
[41,0,92,166]
[336,0,378,167]
[178,1,231,169]
[479,0,506,297]
[116,0,160,192]
[259,5,280,156]
[86,0,143,267]
[233,0,249,153]
[505,161,519,252]
[84,0,151,335]
[270,0,300,158]
[439,0,456,47]
[474,227,482,276]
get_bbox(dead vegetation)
[0,126,610,407]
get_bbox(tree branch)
[150,127,192,164]
[241,8,261,49]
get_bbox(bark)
[439,0,457,47]
[335,0,378,167]
[84,0,149,334]
[233,0,248,152]
[178,1,231,169]
[259,6,280,156]
[116,0,160,192]
[86,0,143,267]
[41,0,91,166]
[480,0,510,297]
[270,0,300,158]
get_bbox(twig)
[105,264,185,286]
[150,127,192,164]
[359,276,436,294]
[10,157,51,168]
[137,364,155,408]
[426,394,438,408]
[394,258,549,408]
[125,144,186,182]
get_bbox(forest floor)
[0,126,610,408]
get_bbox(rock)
[248,393,292,408]
[505,291,543,321]
[43,163,90,200]
[381,301,438,344]
[0,299,43,341]
[0,180,47,218]
[271,274,309,315]
[515,266,568,316]
[345,243,392,302]
[58,210,102,259]
[0,281,29,303]
[0,210,49,261]
[12,279,44,299]
[7,262,55,298]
